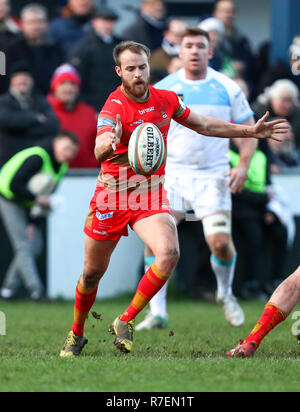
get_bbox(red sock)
[71,282,98,336]
[243,302,287,348]
[120,264,170,322]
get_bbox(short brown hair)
[56,130,80,146]
[182,27,210,43]
[113,41,151,67]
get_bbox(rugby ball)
[128,122,166,176]
[27,173,55,196]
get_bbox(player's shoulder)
[100,87,125,112]
[208,67,241,98]
[149,84,178,104]
[153,70,182,91]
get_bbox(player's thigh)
[144,210,183,257]
[83,235,119,277]
[133,213,179,259]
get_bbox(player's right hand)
[110,114,122,151]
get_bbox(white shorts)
[164,173,232,220]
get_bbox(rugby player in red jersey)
[60,40,288,357]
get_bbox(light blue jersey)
[155,67,254,176]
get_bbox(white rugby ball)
[128,122,166,176]
[27,173,55,196]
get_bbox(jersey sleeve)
[169,91,191,123]
[97,96,123,137]
[229,83,254,124]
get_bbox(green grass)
[0,297,299,392]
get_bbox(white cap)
[198,17,225,35]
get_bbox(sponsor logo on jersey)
[161,109,168,119]
[130,119,144,127]
[96,211,114,221]
[93,229,108,235]
[138,106,155,115]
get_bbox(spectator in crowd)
[123,0,167,52]
[290,35,300,81]
[198,17,227,72]
[256,35,300,96]
[48,64,99,169]
[0,0,21,94]
[150,18,186,72]
[267,120,300,171]
[0,131,79,301]
[213,0,256,86]
[8,4,63,96]
[0,64,59,167]
[150,55,183,85]
[230,143,294,299]
[252,79,300,150]
[47,0,95,57]
[69,6,121,112]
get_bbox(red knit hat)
[50,64,81,93]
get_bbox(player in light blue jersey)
[136,27,258,330]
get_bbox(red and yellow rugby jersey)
[96,85,190,192]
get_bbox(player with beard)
[59,40,288,358]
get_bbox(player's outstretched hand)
[252,111,289,141]
[110,114,122,151]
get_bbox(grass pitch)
[0,297,299,392]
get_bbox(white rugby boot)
[217,294,245,327]
[135,310,169,331]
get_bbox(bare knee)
[155,248,180,275]
[82,261,108,288]
[208,234,233,261]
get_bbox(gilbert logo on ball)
[128,122,166,176]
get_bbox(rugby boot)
[217,294,245,327]
[109,316,134,353]
[59,330,88,358]
[226,339,257,358]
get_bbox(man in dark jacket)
[0,65,59,167]
[0,0,21,94]
[8,4,63,95]
[0,131,79,301]
[68,6,121,112]
[123,0,167,52]
[47,0,94,57]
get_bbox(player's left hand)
[110,114,122,151]
[252,111,289,141]
[226,165,248,194]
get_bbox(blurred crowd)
[0,0,299,300]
